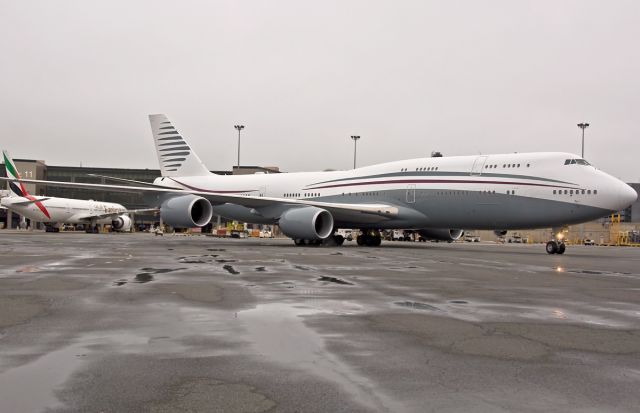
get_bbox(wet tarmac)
[1,232,640,412]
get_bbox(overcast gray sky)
[1,0,638,180]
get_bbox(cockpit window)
[564,158,591,166]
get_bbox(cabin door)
[406,184,416,203]
[470,156,488,176]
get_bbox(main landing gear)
[356,230,382,247]
[293,234,345,247]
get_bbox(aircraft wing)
[0,177,399,219]
[87,208,160,220]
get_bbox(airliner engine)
[160,195,213,228]
[111,215,132,231]
[278,206,334,240]
[418,228,464,242]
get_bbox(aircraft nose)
[620,182,637,208]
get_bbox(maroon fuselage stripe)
[169,178,257,194]
[305,179,579,191]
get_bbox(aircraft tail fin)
[148,114,212,177]
[2,150,30,197]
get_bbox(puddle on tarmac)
[293,265,310,271]
[239,303,394,411]
[216,259,236,263]
[449,300,468,304]
[554,267,637,278]
[0,343,88,412]
[318,276,353,285]
[141,268,185,274]
[395,301,441,311]
[16,266,41,273]
[330,252,343,256]
[134,273,154,283]
[113,268,185,286]
[254,267,266,272]
[207,249,226,252]
[223,265,240,275]
[270,281,295,289]
[179,258,206,263]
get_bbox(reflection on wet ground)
[395,301,441,311]
[239,303,397,411]
[318,276,354,285]
[113,267,186,286]
[222,264,240,275]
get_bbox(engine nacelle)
[494,230,508,237]
[160,195,213,228]
[112,215,132,232]
[278,206,334,240]
[418,228,464,242]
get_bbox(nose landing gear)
[546,228,567,254]
[545,240,566,254]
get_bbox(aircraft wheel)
[545,241,558,254]
[356,235,365,246]
[294,239,304,246]
[557,243,566,255]
[334,235,345,246]
[373,235,382,247]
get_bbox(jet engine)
[112,215,132,232]
[278,206,334,240]
[160,194,213,228]
[418,228,464,242]
[494,230,508,237]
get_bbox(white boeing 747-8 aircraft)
[1,151,140,232]
[2,115,636,253]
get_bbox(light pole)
[577,123,589,158]
[351,135,360,169]
[577,122,590,243]
[234,125,244,170]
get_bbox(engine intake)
[160,195,213,228]
[112,215,132,231]
[279,206,334,240]
[418,228,464,242]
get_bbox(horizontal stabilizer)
[11,197,51,205]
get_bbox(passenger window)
[581,189,585,194]
[527,164,530,167]
[564,190,568,194]
[587,190,591,194]
[517,164,520,167]
[553,190,556,194]
[594,190,598,194]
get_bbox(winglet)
[2,150,30,197]
[148,114,212,177]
